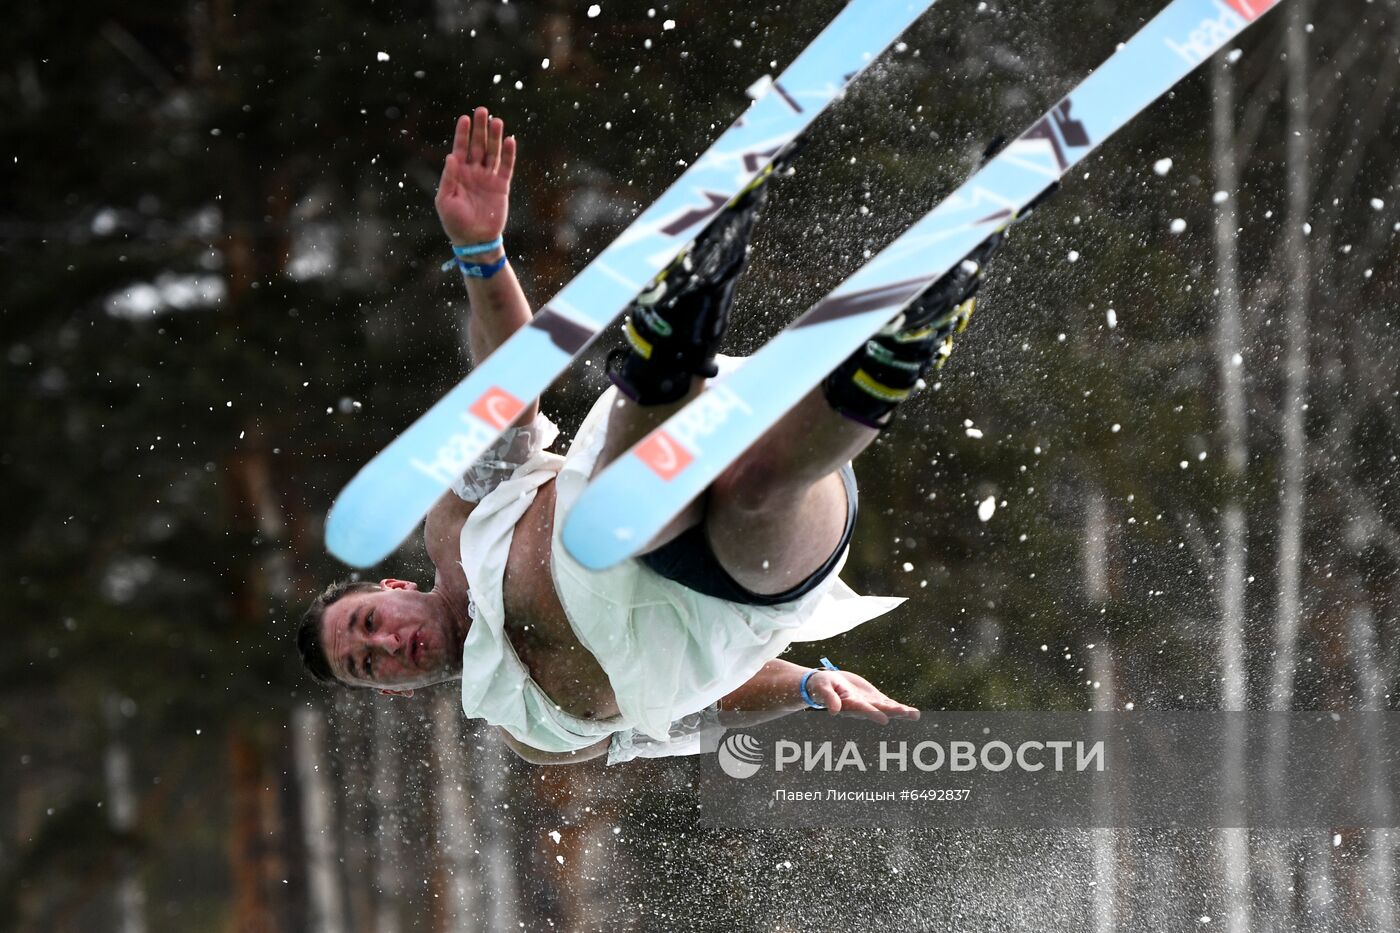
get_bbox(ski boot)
[821,229,1006,429]
[607,147,798,405]
[821,167,1057,428]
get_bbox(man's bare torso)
[424,479,620,722]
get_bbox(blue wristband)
[443,254,509,278]
[451,237,504,257]
[800,657,842,709]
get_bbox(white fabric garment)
[605,702,726,765]
[457,369,905,760]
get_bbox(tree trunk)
[1303,837,1334,930]
[331,693,378,929]
[1269,0,1311,714]
[471,731,521,931]
[373,702,406,933]
[1349,602,1397,931]
[1211,51,1253,933]
[1083,488,1110,607]
[291,706,347,933]
[1088,649,1117,933]
[228,730,286,933]
[432,693,480,932]
[1084,488,1116,933]
[1260,9,1313,926]
[103,694,147,933]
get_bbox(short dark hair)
[297,579,380,684]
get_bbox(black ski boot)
[821,168,1058,428]
[821,230,1006,429]
[606,153,793,405]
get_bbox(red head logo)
[635,430,694,481]
[1223,0,1278,21]
[469,387,525,430]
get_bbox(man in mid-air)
[299,108,1002,765]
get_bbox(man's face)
[321,579,460,692]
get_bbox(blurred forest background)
[2,0,1398,930]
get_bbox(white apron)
[457,372,903,759]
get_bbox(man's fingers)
[878,701,920,720]
[470,107,489,165]
[453,114,472,158]
[487,116,504,171]
[499,135,517,180]
[437,154,457,200]
[841,698,890,725]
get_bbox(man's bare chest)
[501,482,620,722]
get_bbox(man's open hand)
[435,106,516,247]
[806,669,921,725]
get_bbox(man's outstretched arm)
[435,106,538,425]
[498,661,918,767]
[719,659,920,725]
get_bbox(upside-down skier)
[297,107,1003,765]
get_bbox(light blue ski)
[563,0,1285,570]
[325,0,946,567]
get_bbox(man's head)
[297,578,465,696]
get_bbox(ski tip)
[560,504,634,572]
[324,499,398,569]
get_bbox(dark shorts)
[638,464,859,607]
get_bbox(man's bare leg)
[704,389,876,596]
[705,227,1012,596]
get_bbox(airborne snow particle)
[978,496,996,522]
[746,74,775,100]
[1106,308,1117,328]
[1370,198,1385,211]
[1213,190,1229,204]
[966,427,984,439]
[587,4,602,17]
[1169,218,1187,234]
[1067,250,1080,263]
[902,562,914,572]
[541,58,551,69]
[1226,48,1243,63]
[1153,157,1173,176]
[376,51,390,62]
[1111,423,1121,433]
[663,18,676,30]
